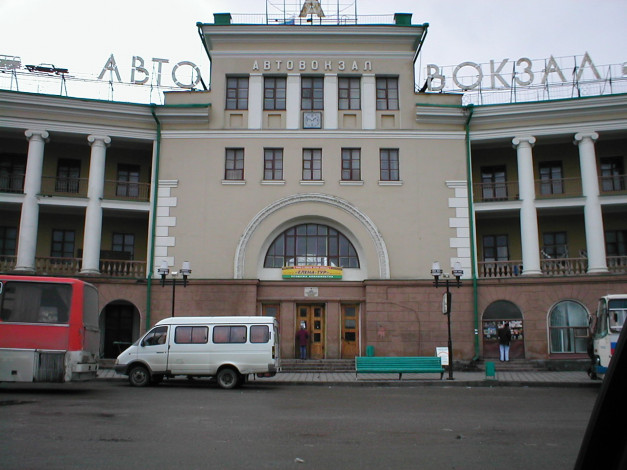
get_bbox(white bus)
[115,316,279,389]
[588,295,627,379]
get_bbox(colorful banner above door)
[282,266,343,279]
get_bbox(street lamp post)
[158,260,191,317]
[430,261,463,380]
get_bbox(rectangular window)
[112,233,135,260]
[302,149,322,181]
[376,77,399,110]
[543,232,568,258]
[250,325,270,343]
[264,148,283,181]
[225,148,244,180]
[51,229,75,258]
[116,164,140,198]
[175,326,209,344]
[301,76,324,110]
[600,156,625,192]
[0,281,72,323]
[338,77,360,110]
[481,166,507,200]
[213,325,247,344]
[55,159,81,193]
[341,148,361,181]
[264,76,286,110]
[539,161,563,195]
[0,226,17,257]
[380,149,399,181]
[0,154,25,193]
[606,230,627,256]
[226,76,249,110]
[483,235,509,261]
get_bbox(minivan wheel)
[129,365,151,387]
[216,368,240,390]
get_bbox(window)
[226,76,249,110]
[264,76,286,110]
[143,326,168,346]
[481,166,507,200]
[116,164,140,198]
[0,281,72,324]
[0,154,25,193]
[543,232,568,258]
[264,223,360,268]
[225,148,244,180]
[213,325,247,344]
[483,235,509,261]
[175,326,208,344]
[341,148,361,181]
[600,157,625,192]
[302,149,322,181]
[250,325,270,343]
[55,159,81,193]
[539,161,563,195]
[338,77,360,110]
[606,230,627,256]
[549,300,589,354]
[376,77,399,110]
[301,76,324,110]
[51,229,75,259]
[112,233,135,259]
[264,148,283,181]
[380,149,399,181]
[0,226,17,257]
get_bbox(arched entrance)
[100,301,140,358]
[482,300,525,359]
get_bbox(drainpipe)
[147,104,162,332]
[463,104,480,361]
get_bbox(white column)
[324,74,338,130]
[248,73,263,129]
[286,73,300,129]
[575,132,608,273]
[80,134,111,274]
[361,74,376,130]
[513,136,542,275]
[15,129,49,272]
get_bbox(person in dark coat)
[497,322,512,362]
[296,325,310,360]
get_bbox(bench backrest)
[355,356,442,369]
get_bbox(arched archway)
[100,300,141,359]
[482,300,525,359]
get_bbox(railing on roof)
[229,13,395,25]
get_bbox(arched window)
[264,224,359,268]
[549,300,589,354]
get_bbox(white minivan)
[114,316,280,389]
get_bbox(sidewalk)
[97,368,600,388]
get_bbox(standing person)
[497,322,512,362]
[296,324,309,360]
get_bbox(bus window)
[250,325,270,343]
[0,282,72,324]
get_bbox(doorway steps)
[280,359,355,373]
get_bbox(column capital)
[87,134,111,147]
[574,131,599,144]
[25,129,49,141]
[512,136,536,148]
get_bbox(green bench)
[355,356,445,380]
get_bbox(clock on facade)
[303,111,322,129]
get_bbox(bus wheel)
[129,365,151,387]
[216,368,240,390]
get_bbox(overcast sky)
[1,0,625,98]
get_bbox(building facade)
[1,10,625,366]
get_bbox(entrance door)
[296,304,325,359]
[341,304,359,359]
[482,300,525,360]
[103,303,135,358]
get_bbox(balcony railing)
[535,177,583,199]
[0,256,146,278]
[473,181,519,202]
[479,255,627,278]
[38,177,150,202]
[599,174,627,195]
[479,260,523,278]
[0,175,25,194]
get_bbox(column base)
[79,269,101,276]
[13,266,36,274]
[587,267,609,274]
[521,269,543,276]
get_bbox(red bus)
[0,275,100,383]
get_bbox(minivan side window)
[213,325,247,344]
[175,326,208,344]
[250,325,270,343]
[143,326,168,346]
